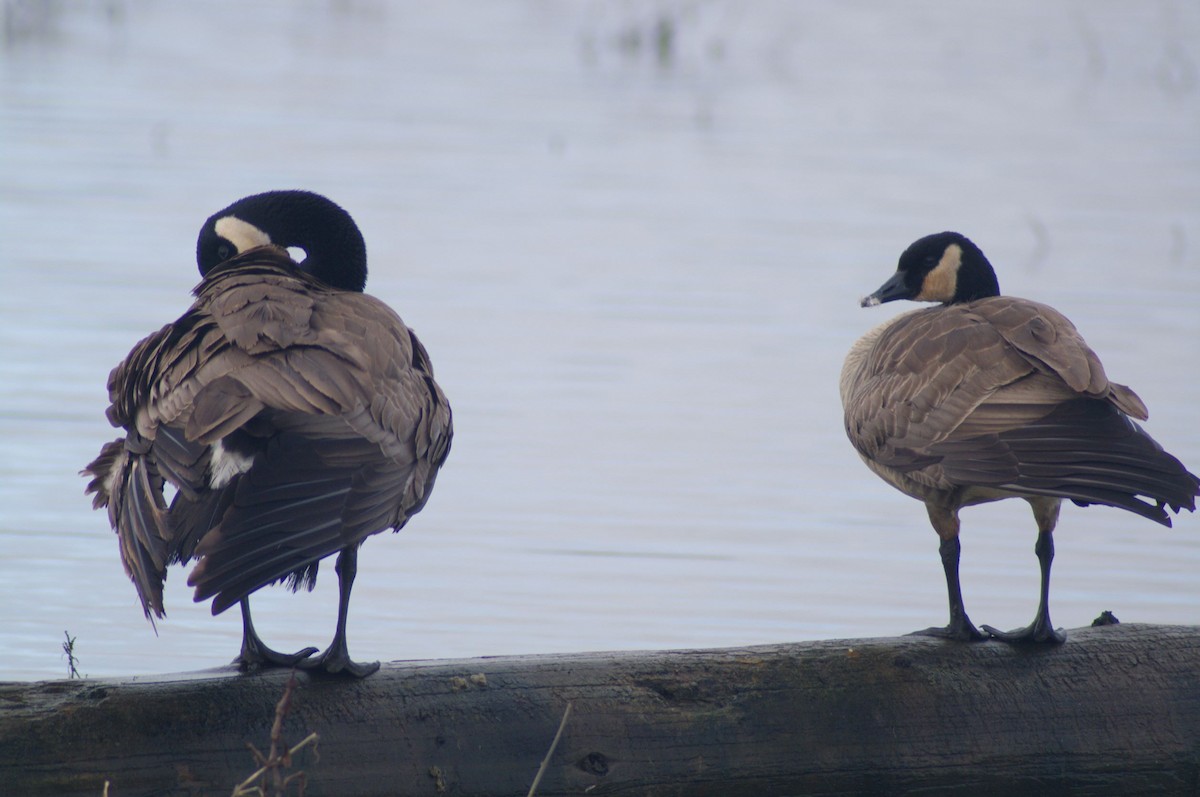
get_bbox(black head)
[861,231,1000,308]
[195,190,368,292]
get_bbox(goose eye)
[217,242,235,261]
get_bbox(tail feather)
[935,398,1199,525]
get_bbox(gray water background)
[0,1,1197,681]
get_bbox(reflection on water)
[1,1,1198,680]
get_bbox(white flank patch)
[101,450,128,498]
[214,215,272,254]
[209,438,255,488]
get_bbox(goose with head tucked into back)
[841,231,1198,643]
[84,190,453,676]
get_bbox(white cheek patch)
[209,438,255,488]
[214,216,272,254]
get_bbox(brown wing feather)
[82,434,173,619]
[844,304,1039,479]
[84,246,453,618]
[842,296,1197,520]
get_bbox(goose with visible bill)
[841,231,1198,643]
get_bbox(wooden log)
[2,623,1198,796]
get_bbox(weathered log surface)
[2,623,1199,796]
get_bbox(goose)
[84,190,453,676]
[841,231,1198,643]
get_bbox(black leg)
[297,545,380,677]
[910,536,988,642]
[233,598,317,670]
[983,530,1066,644]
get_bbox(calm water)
[0,1,1197,681]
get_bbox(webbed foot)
[234,639,318,671]
[982,621,1066,644]
[296,644,380,678]
[909,618,989,642]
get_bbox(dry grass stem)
[526,701,574,797]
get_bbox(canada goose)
[84,190,453,676]
[841,231,1198,643]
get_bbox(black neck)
[952,237,1000,302]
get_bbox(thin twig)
[267,672,295,793]
[230,673,319,797]
[231,733,320,796]
[62,631,82,680]
[526,701,573,797]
